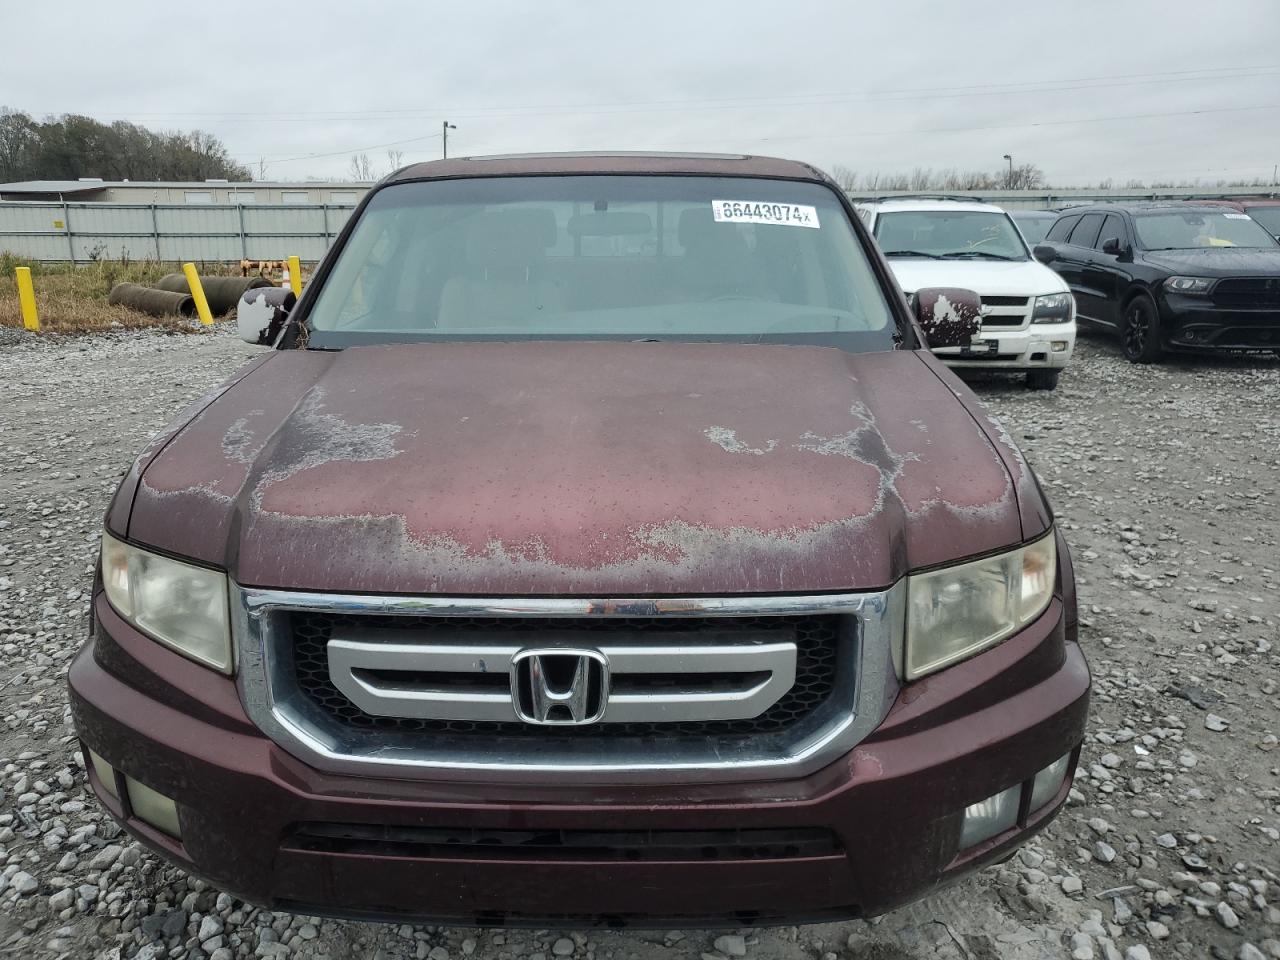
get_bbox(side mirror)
[1032,244,1057,265]
[1101,237,1122,256]
[913,287,983,349]
[236,287,297,345]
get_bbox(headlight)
[1031,292,1073,323]
[101,531,232,673]
[905,531,1056,680]
[1165,276,1213,295]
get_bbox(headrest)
[465,209,558,266]
[677,207,718,248]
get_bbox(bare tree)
[348,152,373,180]
[385,149,404,174]
[830,165,859,191]
[823,160,1280,192]
[1005,163,1044,190]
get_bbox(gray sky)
[5,0,1279,186]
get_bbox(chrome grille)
[232,586,903,783]
[293,612,832,736]
[980,295,1030,330]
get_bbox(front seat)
[437,209,562,329]
[676,208,765,301]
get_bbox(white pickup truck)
[857,197,1076,390]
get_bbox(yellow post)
[181,262,214,326]
[287,255,302,297]
[15,267,40,331]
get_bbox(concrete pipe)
[155,274,273,315]
[108,282,195,318]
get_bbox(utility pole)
[443,121,457,160]
[1003,154,1013,189]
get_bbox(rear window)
[1245,206,1280,236]
[305,175,900,352]
[1068,214,1104,248]
[1134,210,1279,249]
[1045,215,1079,242]
[1010,212,1056,245]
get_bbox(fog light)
[1029,752,1073,811]
[125,777,182,838]
[86,749,117,799]
[1051,341,1068,352]
[960,784,1020,848]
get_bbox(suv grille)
[979,295,1030,329]
[291,612,842,738]
[1212,277,1280,308]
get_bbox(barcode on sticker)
[711,200,820,228]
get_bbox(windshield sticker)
[1223,213,1251,219]
[712,200,820,228]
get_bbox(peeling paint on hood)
[125,341,1042,595]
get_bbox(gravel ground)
[1,326,1277,960]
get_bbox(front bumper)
[70,587,1089,927]
[1158,292,1280,350]
[931,321,1076,371]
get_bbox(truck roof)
[387,152,831,183]
[857,197,1007,215]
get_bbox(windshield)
[1245,206,1280,236]
[873,210,1029,261]
[305,175,900,352]
[1133,210,1279,249]
[1010,213,1056,245]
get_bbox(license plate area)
[960,339,1000,356]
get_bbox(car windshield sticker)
[1223,213,1251,219]
[712,200,820,228]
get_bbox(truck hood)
[126,341,1043,595]
[1139,247,1280,277]
[886,258,1068,297]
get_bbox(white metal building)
[0,180,373,205]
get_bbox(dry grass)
[0,256,247,335]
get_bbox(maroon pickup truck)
[70,152,1090,926]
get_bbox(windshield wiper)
[940,251,1022,261]
[882,249,943,259]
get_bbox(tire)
[1026,368,1060,391]
[1121,295,1162,363]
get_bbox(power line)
[746,103,1280,145]
[243,102,1280,172]
[246,131,442,164]
[29,65,1280,125]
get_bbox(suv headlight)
[905,531,1056,680]
[1165,276,1213,295]
[1031,292,1073,323]
[100,531,232,673]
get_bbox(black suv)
[1034,204,1280,362]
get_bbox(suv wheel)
[1121,296,1162,363]
[1026,369,1060,391]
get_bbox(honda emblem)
[511,649,609,725]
